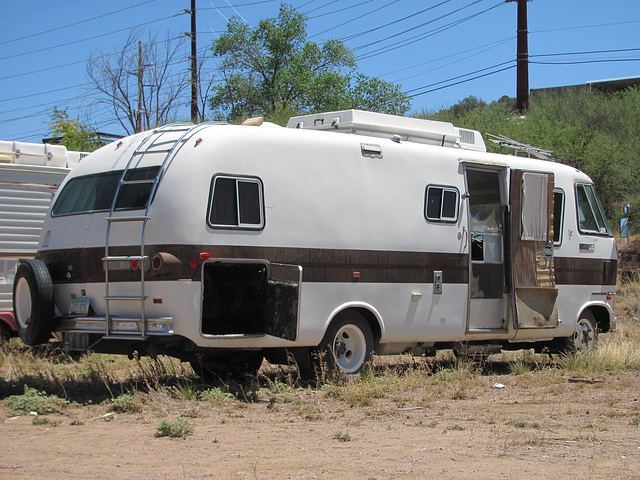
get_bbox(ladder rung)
[102,335,146,341]
[106,216,150,223]
[103,255,148,262]
[119,179,157,186]
[134,148,172,155]
[105,295,148,301]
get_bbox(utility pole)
[508,0,531,113]
[190,0,199,123]
[137,40,143,133]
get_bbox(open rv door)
[509,169,558,329]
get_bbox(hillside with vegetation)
[419,88,640,232]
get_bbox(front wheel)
[317,312,374,377]
[566,311,598,353]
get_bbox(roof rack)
[487,134,555,161]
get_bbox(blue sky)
[1,0,639,143]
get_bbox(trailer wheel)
[13,259,55,346]
[566,311,598,353]
[190,350,264,382]
[317,311,374,377]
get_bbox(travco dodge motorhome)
[13,110,617,377]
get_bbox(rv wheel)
[13,259,55,346]
[566,311,598,353]
[318,312,374,378]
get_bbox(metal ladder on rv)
[101,123,207,340]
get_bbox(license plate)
[68,298,90,316]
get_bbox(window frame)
[574,183,612,236]
[51,166,160,217]
[424,185,460,223]
[552,188,564,246]
[207,174,265,230]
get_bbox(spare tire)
[13,259,54,345]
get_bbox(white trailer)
[12,111,616,376]
[0,141,85,339]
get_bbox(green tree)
[47,108,102,152]
[209,4,410,123]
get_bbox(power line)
[310,0,403,39]
[0,0,160,46]
[530,19,640,34]
[404,60,515,94]
[307,0,377,19]
[531,58,640,66]
[387,36,515,82]
[531,47,640,58]
[0,13,178,61]
[344,0,457,43]
[355,1,505,61]
[407,63,516,98]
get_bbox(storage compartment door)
[263,263,301,341]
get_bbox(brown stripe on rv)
[38,245,616,286]
[39,245,469,284]
[554,257,617,286]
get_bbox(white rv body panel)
[0,141,88,332]
[24,112,616,366]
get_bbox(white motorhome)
[12,111,616,376]
[0,141,85,339]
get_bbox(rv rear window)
[575,184,611,235]
[52,167,160,216]
[425,186,459,222]
[209,175,264,229]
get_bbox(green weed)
[155,418,193,438]
[107,393,144,414]
[4,385,69,416]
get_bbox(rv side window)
[553,190,564,245]
[425,186,459,222]
[209,175,264,229]
[575,184,611,235]
[52,167,160,216]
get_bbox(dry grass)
[1,277,640,411]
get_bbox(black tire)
[190,350,264,382]
[316,311,374,377]
[13,259,54,346]
[565,310,598,353]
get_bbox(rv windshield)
[52,167,160,216]
[575,184,611,235]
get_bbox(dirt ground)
[1,364,639,480]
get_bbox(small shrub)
[447,424,465,432]
[332,430,351,442]
[108,393,143,414]
[4,386,69,416]
[173,383,198,401]
[199,387,236,404]
[156,418,193,438]
[508,419,527,428]
[32,416,62,427]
